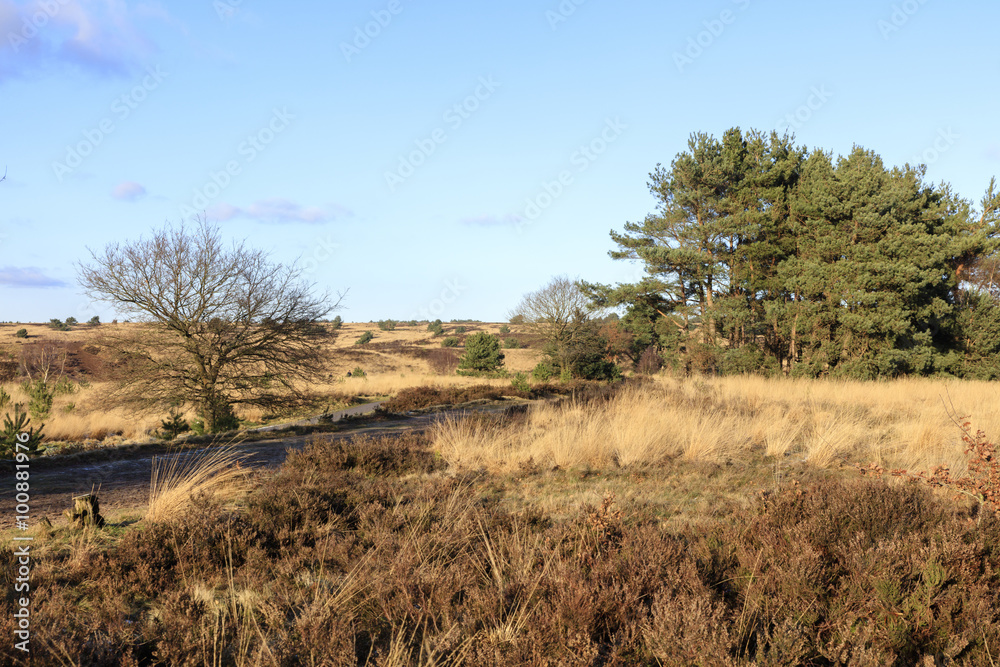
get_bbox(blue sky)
[1,0,998,323]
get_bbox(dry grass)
[432,375,998,477]
[146,445,252,523]
[1,320,544,442]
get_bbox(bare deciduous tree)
[77,221,343,432]
[508,276,602,375]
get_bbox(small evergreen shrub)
[355,331,374,345]
[377,319,397,331]
[499,324,511,335]
[14,328,27,338]
[21,379,53,421]
[88,316,101,326]
[458,332,504,374]
[455,326,466,335]
[351,367,367,378]
[65,316,78,326]
[158,410,190,440]
[442,337,459,348]
[511,371,530,392]
[428,320,444,336]
[504,337,521,349]
[532,361,555,382]
[330,315,343,330]
[1,405,44,458]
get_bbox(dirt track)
[0,406,462,529]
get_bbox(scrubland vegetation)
[5,365,1000,663]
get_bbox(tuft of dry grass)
[146,446,251,523]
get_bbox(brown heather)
[4,421,1000,665]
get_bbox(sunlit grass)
[431,374,996,476]
[146,445,251,523]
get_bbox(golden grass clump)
[432,375,997,475]
[146,446,251,523]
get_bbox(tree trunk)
[67,494,105,528]
[789,312,799,374]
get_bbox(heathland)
[3,319,1000,664]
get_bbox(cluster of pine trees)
[585,128,1000,379]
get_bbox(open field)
[5,322,1000,663]
[3,383,1000,664]
[0,320,544,444]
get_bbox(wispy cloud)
[461,213,523,227]
[0,0,164,79]
[0,266,67,287]
[207,198,349,224]
[111,180,146,201]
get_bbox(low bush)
[455,326,466,335]
[458,332,504,374]
[511,371,530,392]
[424,348,459,375]
[1,405,44,458]
[532,360,556,382]
[382,384,530,412]
[499,324,511,335]
[504,337,521,349]
[355,330,374,345]
[157,410,190,440]
[377,319,397,331]
[441,336,459,348]
[14,328,27,338]
[10,453,1000,665]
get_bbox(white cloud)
[207,198,348,224]
[0,266,66,287]
[111,180,146,201]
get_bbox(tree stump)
[66,493,105,528]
